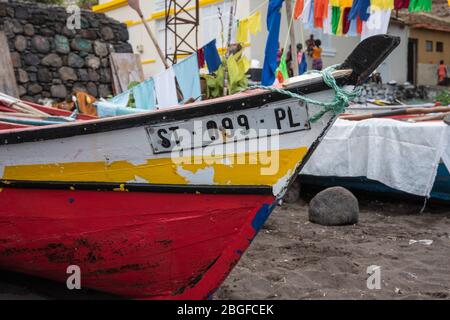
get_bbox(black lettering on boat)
[221,118,233,130]
[157,129,171,149]
[237,115,250,130]
[274,108,286,130]
[287,107,300,128]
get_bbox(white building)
[93,0,408,83]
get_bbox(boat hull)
[0,186,274,299]
[300,163,450,203]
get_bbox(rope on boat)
[248,65,363,123]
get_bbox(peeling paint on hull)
[0,187,274,299]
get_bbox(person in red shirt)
[437,60,448,86]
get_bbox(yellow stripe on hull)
[2,148,308,186]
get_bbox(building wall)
[409,28,450,86]
[95,0,252,78]
[377,23,409,84]
[94,0,411,84]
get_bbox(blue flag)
[204,39,222,73]
[261,0,284,86]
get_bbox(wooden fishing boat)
[0,35,399,299]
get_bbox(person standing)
[312,39,323,71]
[306,34,315,58]
[438,60,448,86]
[297,43,307,75]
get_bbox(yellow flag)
[336,9,344,35]
[248,11,262,35]
[236,18,249,43]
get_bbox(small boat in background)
[0,35,399,299]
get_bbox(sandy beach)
[1,191,449,300]
[216,192,450,300]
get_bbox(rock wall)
[0,0,133,102]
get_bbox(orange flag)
[294,0,305,19]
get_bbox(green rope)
[248,65,362,122]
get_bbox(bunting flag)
[294,0,305,19]
[408,0,432,12]
[248,11,262,34]
[394,0,410,9]
[349,0,371,21]
[261,0,284,86]
[314,0,329,29]
[236,11,262,43]
[276,53,289,84]
[371,0,394,9]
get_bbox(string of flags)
[294,0,439,39]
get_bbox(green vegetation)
[435,90,450,106]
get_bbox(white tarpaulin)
[302,118,450,197]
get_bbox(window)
[436,41,444,52]
[425,40,433,52]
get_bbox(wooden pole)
[285,0,298,76]
[128,0,184,101]
[128,0,169,69]
[223,1,236,96]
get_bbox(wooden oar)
[407,112,450,123]
[340,106,450,121]
[0,92,50,117]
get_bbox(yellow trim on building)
[92,0,128,13]
[114,0,225,27]
[141,59,157,65]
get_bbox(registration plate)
[146,99,310,154]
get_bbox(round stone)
[100,26,114,41]
[309,187,359,226]
[28,83,43,95]
[17,69,29,83]
[23,53,40,66]
[50,85,67,99]
[31,36,50,53]
[58,67,78,82]
[70,38,92,52]
[54,35,70,54]
[37,68,52,83]
[86,82,98,97]
[78,69,89,82]
[10,52,22,68]
[68,53,85,68]
[42,53,63,68]
[98,84,111,98]
[85,55,100,69]
[94,41,108,57]
[88,69,99,82]
[14,35,27,52]
[23,24,35,36]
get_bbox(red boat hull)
[0,187,274,299]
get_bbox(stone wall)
[0,0,133,102]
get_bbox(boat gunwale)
[0,180,274,195]
[0,71,351,146]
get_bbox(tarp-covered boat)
[0,35,399,299]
